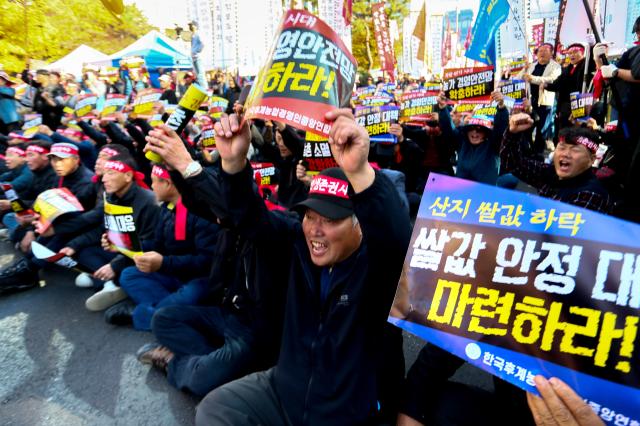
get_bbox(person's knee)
[195,387,229,425]
[119,266,143,289]
[151,305,185,335]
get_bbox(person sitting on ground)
[59,154,159,312]
[0,145,33,207]
[2,141,57,246]
[500,112,612,213]
[108,164,219,328]
[0,142,97,294]
[64,144,130,288]
[144,108,411,424]
[437,90,509,185]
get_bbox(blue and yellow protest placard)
[355,104,399,143]
[389,174,640,425]
[570,92,594,122]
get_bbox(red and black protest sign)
[303,131,337,174]
[372,2,395,79]
[245,9,358,137]
[443,66,494,102]
[251,162,276,186]
[400,91,439,122]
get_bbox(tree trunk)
[365,21,373,72]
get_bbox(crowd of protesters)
[0,15,638,426]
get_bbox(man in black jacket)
[2,141,57,246]
[59,154,159,311]
[109,164,219,328]
[543,43,594,135]
[145,107,411,424]
[0,142,97,293]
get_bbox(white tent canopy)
[46,45,111,77]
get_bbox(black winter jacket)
[141,201,220,281]
[22,164,57,207]
[66,183,160,275]
[197,162,411,425]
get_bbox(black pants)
[151,305,257,397]
[196,368,292,426]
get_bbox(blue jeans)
[151,305,256,397]
[119,267,209,331]
[192,56,206,88]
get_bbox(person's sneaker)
[85,281,127,311]
[104,299,135,326]
[74,273,94,288]
[0,228,10,241]
[136,343,173,373]
[0,258,39,295]
[136,342,162,364]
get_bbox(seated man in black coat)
[144,107,411,425]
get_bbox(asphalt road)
[0,240,493,426]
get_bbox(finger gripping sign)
[104,200,142,259]
[389,174,640,424]
[244,9,358,137]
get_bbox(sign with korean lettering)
[372,2,395,79]
[360,95,394,107]
[251,162,276,186]
[509,57,528,75]
[104,200,142,259]
[200,125,216,150]
[74,94,98,118]
[443,66,494,102]
[355,105,399,143]
[21,113,42,139]
[131,88,162,118]
[245,9,358,137]
[399,91,439,122]
[499,79,526,104]
[389,174,640,424]
[101,94,127,119]
[209,96,229,118]
[33,188,84,234]
[303,131,337,174]
[570,92,594,121]
[0,183,31,216]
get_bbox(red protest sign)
[245,9,358,137]
[399,90,439,123]
[443,66,494,102]
[372,2,396,80]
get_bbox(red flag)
[442,17,452,66]
[372,2,396,80]
[342,0,353,26]
[464,24,472,50]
